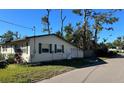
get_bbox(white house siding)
[0,41,30,62]
[21,44,30,62]
[1,45,13,58]
[29,35,84,63]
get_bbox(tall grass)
[0,64,73,83]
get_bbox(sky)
[0,9,123,43]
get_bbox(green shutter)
[55,44,57,53]
[39,43,42,54]
[50,44,52,53]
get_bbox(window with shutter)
[42,44,49,53]
[55,44,64,53]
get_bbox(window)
[39,43,51,53]
[38,43,64,54]
[55,44,64,53]
[42,44,50,53]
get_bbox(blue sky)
[0,9,123,43]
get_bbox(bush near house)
[0,60,8,69]
[0,53,8,69]
[6,54,15,64]
[0,53,5,61]
[95,47,108,57]
[95,48,118,57]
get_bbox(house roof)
[0,34,82,50]
[27,34,81,49]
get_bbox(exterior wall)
[21,44,30,62]
[29,35,84,63]
[1,45,14,58]
[0,41,30,62]
[0,35,84,63]
[84,50,95,58]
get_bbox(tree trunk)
[47,9,50,35]
[60,9,63,36]
[60,9,66,37]
[83,9,87,50]
[94,29,98,43]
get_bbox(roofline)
[0,34,82,50]
[26,34,56,39]
[0,38,29,45]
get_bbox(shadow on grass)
[99,54,124,59]
[28,57,107,68]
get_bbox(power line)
[0,18,33,30]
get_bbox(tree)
[60,9,66,37]
[113,37,122,47]
[0,31,21,43]
[72,22,82,47]
[64,23,74,42]
[92,10,119,43]
[0,31,14,42]
[106,42,114,48]
[13,31,21,40]
[72,9,93,49]
[41,9,51,34]
[56,31,62,37]
[72,9,120,49]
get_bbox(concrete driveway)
[39,56,124,83]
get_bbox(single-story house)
[0,34,84,63]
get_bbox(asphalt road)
[39,56,124,83]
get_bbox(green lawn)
[0,58,104,83]
[0,64,74,83]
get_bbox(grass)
[99,57,108,60]
[0,58,105,83]
[0,64,74,83]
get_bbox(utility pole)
[33,26,36,54]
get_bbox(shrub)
[95,47,108,57]
[0,53,5,61]
[7,54,15,64]
[0,60,8,69]
[108,51,117,57]
[95,48,118,57]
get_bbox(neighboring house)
[109,46,124,53]
[0,34,84,63]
